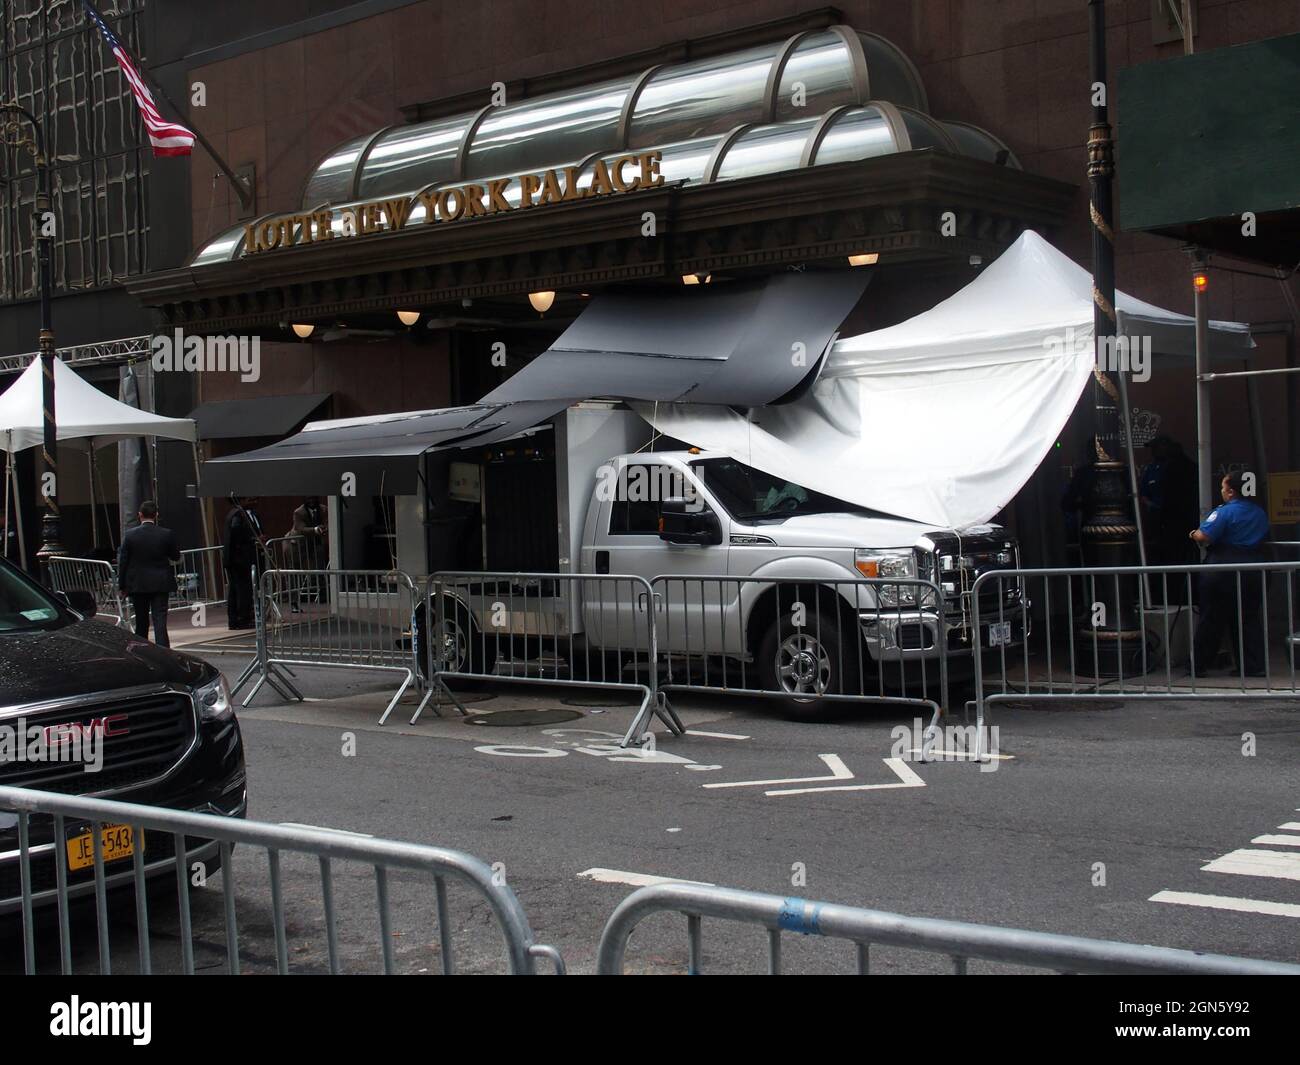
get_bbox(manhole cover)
[467,708,584,727]
[561,694,640,707]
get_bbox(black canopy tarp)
[199,270,869,497]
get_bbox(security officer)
[1189,471,1270,676]
[223,494,264,629]
[117,500,180,647]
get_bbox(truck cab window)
[692,457,872,523]
[608,463,709,535]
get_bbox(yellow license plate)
[66,823,141,871]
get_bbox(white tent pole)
[88,448,99,551]
[1116,364,1152,610]
[11,453,28,570]
[92,445,116,553]
[3,443,10,561]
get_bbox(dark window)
[1,0,151,304]
[609,464,664,536]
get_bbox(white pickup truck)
[426,403,1024,700]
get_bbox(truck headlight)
[855,550,925,606]
[196,674,234,722]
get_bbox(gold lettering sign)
[244,152,664,255]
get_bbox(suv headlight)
[855,550,931,607]
[196,674,234,722]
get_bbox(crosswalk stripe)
[1202,849,1300,881]
[1253,834,1300,848]
[1278,822,1300,831]
[1151,890,1300,919]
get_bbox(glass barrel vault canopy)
[299,25,925,211]
[190,27,1019,264]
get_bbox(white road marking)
[687,730,750,740]
[578,868,713,888]
[1201,849,1300,881]
[1150,890,1300,919]
[701,753,852,790]
[1278,822,1300,831]
[767,757,925,797]
[1252,834,1300,848]
[906,747,1014,762]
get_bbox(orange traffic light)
[1193,272,1209,292]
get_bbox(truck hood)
[735,511,955,550]
[0,619,213,709]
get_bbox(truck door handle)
[595,550,609,574]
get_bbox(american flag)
[82,1,194,157]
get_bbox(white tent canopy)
[0,356,196,453]
[638,230,1254,529]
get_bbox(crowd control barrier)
[415,571,683,747]
[0,785,563,975]
[231,568,423,724]
[651,575,954,741]
[169,545,226,612]
[971,560,1300,755]
[45,556,124,626]
[594,881,1300,975]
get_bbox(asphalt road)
[6,652,1300,975]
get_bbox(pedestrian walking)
[117,500,179,647]
[223,494,263,629]
[1189,471,1271,676]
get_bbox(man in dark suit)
[223,495,263,629]
[117,500,180,647]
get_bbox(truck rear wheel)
[421,596,497,679]
[757,607,849,718]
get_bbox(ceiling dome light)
[396,310,420,326]
[847,252,879,266]
[291,323,315,339]
[528,290,555,314]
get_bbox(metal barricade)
[169,545,226,612]
[595,881,1300,975]
[651,575,953,745]
[231,568,422,724]
[45,556,124,626]
[413,571,682,748]
[972,561,1300,753]
[0,785,563,975]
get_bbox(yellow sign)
[1268,471,1300,524]
[244,151,665,255]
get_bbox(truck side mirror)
[659,497,722,546]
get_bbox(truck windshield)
[691,457,870,523]
[0,561,65,633]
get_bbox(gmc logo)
[43,712,129,747]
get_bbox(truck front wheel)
[757,608,850,716]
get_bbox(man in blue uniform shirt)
[1189,471,1270,676]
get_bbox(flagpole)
[82,0,253,211]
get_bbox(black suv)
[0,556,246,914]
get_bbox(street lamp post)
[1079,0,1142,674]
[1,101,64,577]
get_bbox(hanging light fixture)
[396,310,420,326]
[681,273,711,285]
[291,323,315,338]
[847,252,879,267]
[528,290,555,314]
